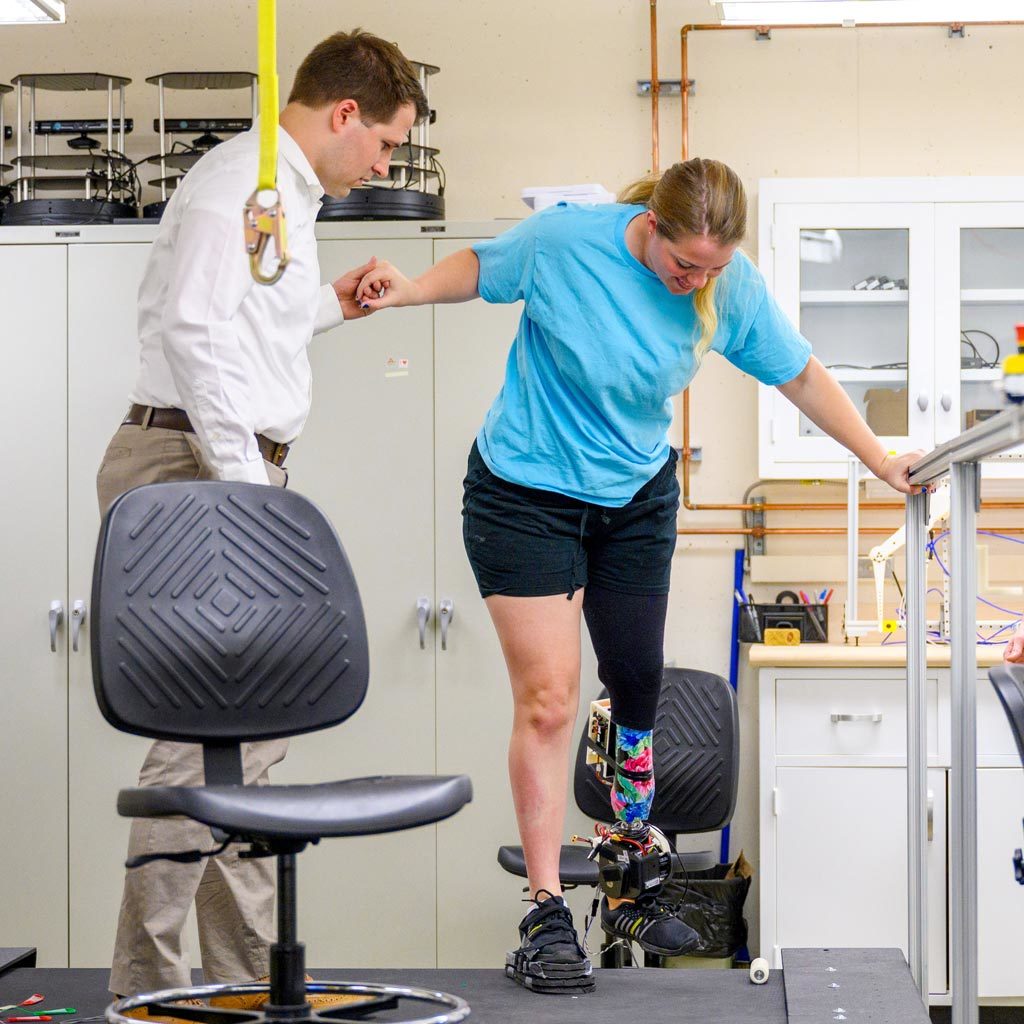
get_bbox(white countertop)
[747,643,1006,668]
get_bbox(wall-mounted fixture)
[710,0,1022,26]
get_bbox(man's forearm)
[777,356,888,474]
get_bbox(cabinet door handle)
[927,788,934,843]
[416,596,431,650]
[916,393,929,412]
[71,599,87,653]
[830,713,883,723]
[49,600,64,652]
[439,598,454,651]
[940,393,952,413]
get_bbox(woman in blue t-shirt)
[355,158,921,993]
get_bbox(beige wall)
[5,0,1024,958]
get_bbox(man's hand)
[1004,624,1024,663]
[332,256,380,320]
[355,259,422,311]
[873,450,927,495]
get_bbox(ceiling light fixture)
[0,0,65,24]
[710,1,1024,26]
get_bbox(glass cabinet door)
[765,203,935,475]
[935,204,1024,469]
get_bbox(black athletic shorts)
[461,441,679,599]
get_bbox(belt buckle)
[272,442,286,467]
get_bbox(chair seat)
[497,843,718,885]
[118,774,472,840]
[498,844,599,885]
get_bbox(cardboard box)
[864,387,908,436]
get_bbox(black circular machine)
[3,197,135,225]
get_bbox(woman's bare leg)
[485,590,583,898]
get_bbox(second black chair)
[498,667,739,965]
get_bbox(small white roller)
[749,957,770,984]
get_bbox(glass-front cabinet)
[936,204,1024,467]
[758,180,1024,478]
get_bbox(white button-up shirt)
[130,123,344,484]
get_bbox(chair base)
[109,981,470,1024]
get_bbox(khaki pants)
[98,424,289,995]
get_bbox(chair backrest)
[92,481,369,746]
[573,667,739,835]
[990,664,1024,766]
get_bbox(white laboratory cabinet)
[758,178,1024,479]
[758,660,1024,1003]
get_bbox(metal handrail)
[905,402,1024,1024]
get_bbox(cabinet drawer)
[776,676,940,760]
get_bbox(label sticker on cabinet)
[384,356,410,379]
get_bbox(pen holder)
[738,602,829,644]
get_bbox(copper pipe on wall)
[681,381,1024,514]
[678,525,1024,536]
[650,0,659,173]
[671,18,1024,533]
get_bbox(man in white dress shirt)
[97,29,425,1002]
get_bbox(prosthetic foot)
[600,895,699,956]
[505,890,595,994]
[576,820,700,958]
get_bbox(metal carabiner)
[243,188,290,286]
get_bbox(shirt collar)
[252,118,324,202]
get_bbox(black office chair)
[92,481,473,1024]
[497,667,739,965]
[988,664,1024,885]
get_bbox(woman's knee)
[513,680,578,737]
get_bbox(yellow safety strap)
[242,0,289,285]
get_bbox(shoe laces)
[523,890,581,949]
[617,894,676,925]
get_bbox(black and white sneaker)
[505,890,595,994]
[600,895,700,956]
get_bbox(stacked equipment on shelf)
[0,83,11,219]
[144,71,256,220]
[5,73,136,225]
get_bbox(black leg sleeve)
[582,585,668,731]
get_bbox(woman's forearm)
[413,248,481,304]
[777,356,888,474]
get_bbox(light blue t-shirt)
[472,202,811,507]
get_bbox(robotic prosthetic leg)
[575,705,700,957]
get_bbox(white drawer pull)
[830,713,883,724]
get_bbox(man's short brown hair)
[289,29,429,124]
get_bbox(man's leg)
[195,739,288,984]
[101,425,287,995]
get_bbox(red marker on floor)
[8,1016,53,1021]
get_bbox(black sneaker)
[505,890,595,994]
[600,895,700,956]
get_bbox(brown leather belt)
[123,404,291,467]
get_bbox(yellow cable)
[244,0,289,285]
[256,0,279,191]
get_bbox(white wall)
[5,0,1024,958]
